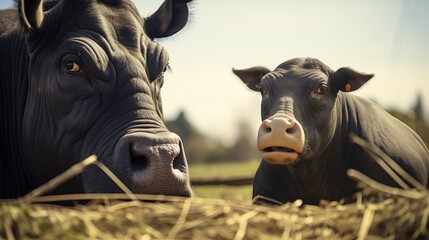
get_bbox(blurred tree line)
[386,93,429,148]
[165,111,259,164]
[166,94,428,164]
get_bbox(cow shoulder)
[341,93,429,184]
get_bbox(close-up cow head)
[233,58,374,165]
[4,0,194,197]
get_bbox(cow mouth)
[263,146,296,153]
[261,146,299,164]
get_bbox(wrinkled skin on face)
[1,0,194,197]
[233,58,429,204]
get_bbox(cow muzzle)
[257,116,305,164]
[113,132,193,197]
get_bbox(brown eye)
[65,61,81,73]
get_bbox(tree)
[227,120,259,162]
[165,111,211,163]
[387,94,429,148]
[165,111,198,140]
[412,93,429,147]
[412,92,424,123]
[165,110,260,163]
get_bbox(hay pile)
[1,138,428,239]
[1,171,428,239]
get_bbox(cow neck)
[289,95,353,203]
[0,31,36,198]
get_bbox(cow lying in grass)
[233,58,429,205]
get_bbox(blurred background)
[2,0,428,201]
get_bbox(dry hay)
[1,136,428,239]
[1,181,428,240]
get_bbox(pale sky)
[2,0,429,145]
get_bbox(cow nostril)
[172,143,187,173]
[286,123,300,136]
[131,155,149,171]
[262,126,272,134]
[172,156,186,172]
[130,147,149,171]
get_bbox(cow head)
[233,58,373,165]
[18,0,193,196]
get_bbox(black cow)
[233,58,429,205]
[0,0,193,198]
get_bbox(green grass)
[188,160,260,202]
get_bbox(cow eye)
[316,83,328,95]
[65,61,81,73]
[163,64,170,73]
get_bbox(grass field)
[188,160,260,202]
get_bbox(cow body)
[0,0,193,198]
[233,58,429,205]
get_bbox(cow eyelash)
[164,64,171,72]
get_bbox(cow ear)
[144,0,191,39]
[232,67,271,91]
[18,0,45,33]
[332,67,374,92]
